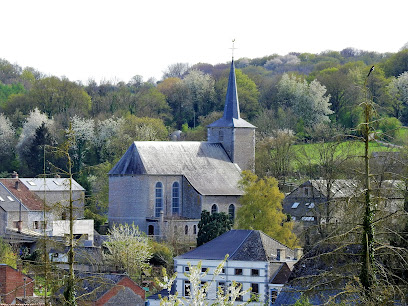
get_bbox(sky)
[1,0,407,84]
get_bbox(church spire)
[223,60,240,121]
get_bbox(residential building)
[148,230,301,305]
[283,179,404,225]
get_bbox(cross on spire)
[230,39,237,60]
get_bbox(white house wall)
[174,258,271,304]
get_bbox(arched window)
[155,182,163,217]
[148,225,155,236]
[211,204,218,214]
[185,225,188,235]
[228,204,235,220]
[193,225,197,234]
[172,182,180,215]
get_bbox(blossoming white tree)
[103,223,152,278]
[0,113,15,165]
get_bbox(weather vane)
[230,39,237,60]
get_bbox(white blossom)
[0,113,15,156]
[278,73,332,127]
[17,108,54,154]
[94,116,124,147]
[103,223,152,277]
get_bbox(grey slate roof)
[309,179,360,199]
[19,178,85,192]
[109,141,243,196]
[207,60,255,129]
[176,230,294,261]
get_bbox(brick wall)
[0,265,34,304]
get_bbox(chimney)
[294,248,303,260]
[15,180,19,190]
[17,220,23,233]
[11,171,18,178]
[277,248,286,261]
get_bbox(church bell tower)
[207,59,256,171]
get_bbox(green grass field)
[291,140,399,166]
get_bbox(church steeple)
[223,60,240,121]
[207,58,256,171]
[208,60,255,129]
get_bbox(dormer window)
[304,188,309,196]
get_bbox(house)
[148,230,302,305]
[0,177,44,236]
[19,176,85,220]
[54,273,145,305]
[0,264,34,304]
[108,59,256,238]
[283,179,405,226]
[1,174,93,249]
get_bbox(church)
[108,59,256,239]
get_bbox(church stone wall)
[207,127,234,160]
[233,128,255,171]
[182,177,202,219]
[147,175,183,217]
[208,126,255,171]
[202,195,240,216]
[108,175,150,231]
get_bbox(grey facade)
[19,178,85,219]
[108,60,256,237]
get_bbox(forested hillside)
[1,46,408,223]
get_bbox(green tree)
[0,237,17,268]
[197,211,233,247]
[23,122,56,176]
[215,68,260,120]
[382,49,408,78]
[29,77,91,117]
[237,171,297,248]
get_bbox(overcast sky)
[2,0,407,84]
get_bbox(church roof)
[176,230,294,261]
[207,60,255,129]
[109,141,243,196]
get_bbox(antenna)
[230,39,237,60]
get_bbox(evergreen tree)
[197,211,233,247]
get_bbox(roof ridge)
[229,230,253,258]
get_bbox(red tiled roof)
[0,179,44,211]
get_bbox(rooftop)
[109,141,243,196]
[0,179,43,211]
[176,229,294,261]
